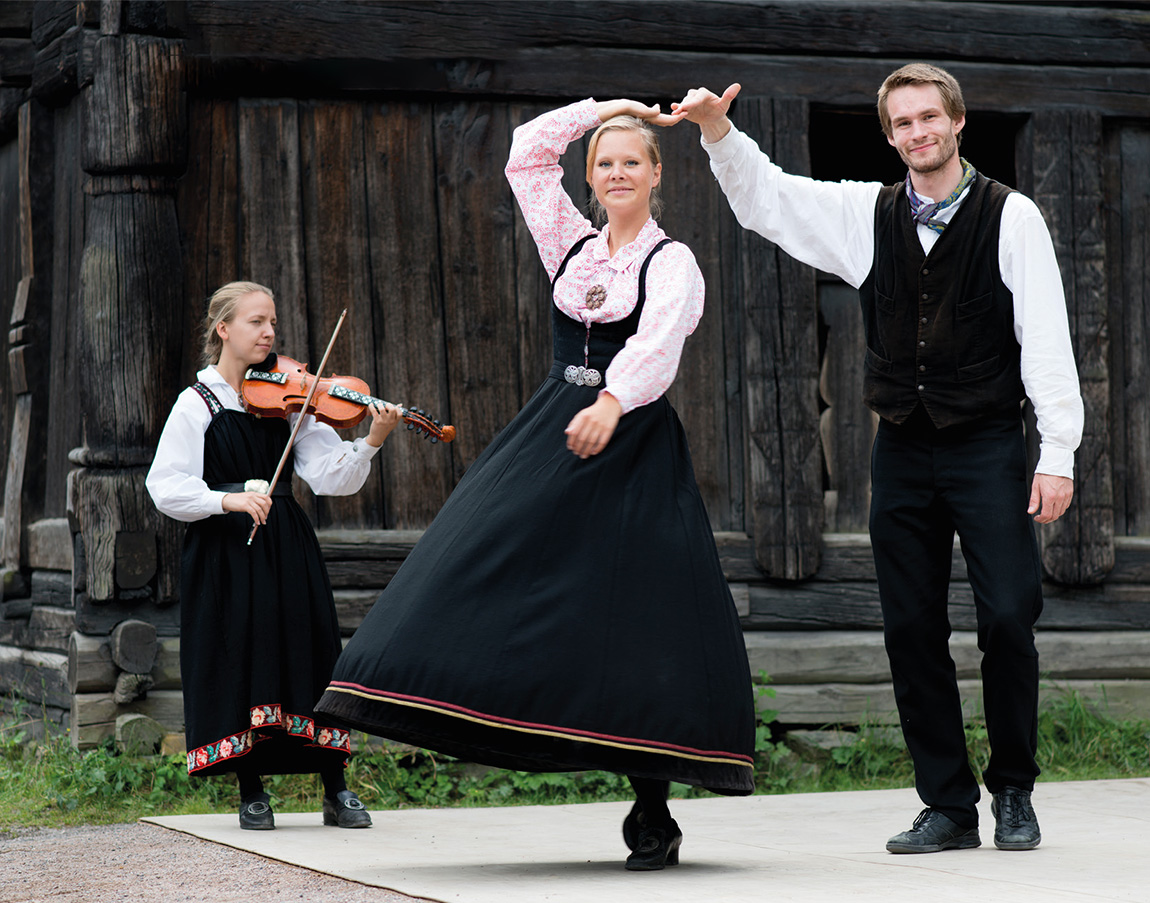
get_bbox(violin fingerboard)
[328,383,389,409]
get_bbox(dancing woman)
[316,100,755,869]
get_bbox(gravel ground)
[0,822,421,903]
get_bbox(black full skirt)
[316,370,755,794]
[182,410,352,776]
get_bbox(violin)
[241,354,455,444]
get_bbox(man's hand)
[1028,473,1074,524]
[670,84,742,142]
[565,393,622,459]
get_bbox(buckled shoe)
[323,789,373,828]
[239,792,275,830]
[992,787,1041,850]
[886,808,980,853]
[625,820,682,871]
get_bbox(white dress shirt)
[702,124,1083,478]
[146,365,380,522]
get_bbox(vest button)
[919,365,926,372]
[917,384,925,392]
[920,317,928,324]
[922,268,930,276]
[919,341,926,347]
[921,293,929,300]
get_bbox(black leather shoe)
[886,808,980,853]
[239,793,275,830]
[622,800,646,851]
[992,787,1041,850]
[625,821,682,871]
[323,790,373,828]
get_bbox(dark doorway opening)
[809,107,1025,189]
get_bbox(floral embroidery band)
[186,703,351,774]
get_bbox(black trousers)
[869,407,1043,828]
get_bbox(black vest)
[859,172,1024,429]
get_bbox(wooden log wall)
[0,0,1148,746]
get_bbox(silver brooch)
[564,365,602,387]
[584,284,607,310]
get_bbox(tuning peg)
[406,422,415,430]
[430,436,438,444]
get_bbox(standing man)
[672,64,1082,853]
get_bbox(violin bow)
[247,308,348,546]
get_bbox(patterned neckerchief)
[905,158,976,234]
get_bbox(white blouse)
[146,365,380,522]
[702,123,1084,479]
[505,99,706,414]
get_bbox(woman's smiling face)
[590,129,662,218]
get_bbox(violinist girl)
[316,100,755,870]
[146,281,399,830]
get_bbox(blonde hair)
[584,115,663,224]
[201,281,275,365]
[877,63,966,141]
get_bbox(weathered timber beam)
[0,645,69,708]
[767,678,1150,726]
[317,529,1150,587]
[744,579,1150,631]
[0,2,33,34]
[30,23,98,105]
[183,49,1150,120]
[746,629,1150,684]
[176,1,1150,69]
[70,688,183,750]
[0,38,34,84]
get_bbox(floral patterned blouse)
[504,98,705,414]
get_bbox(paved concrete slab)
[144,778,1150,902]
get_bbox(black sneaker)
[992,787,1041,850]
[886,808,980,853]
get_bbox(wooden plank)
[736,97,786,576]
[1107,123,1150,535]
[82,35,184,173]
[818,281,876,532]
[1026,111,1115,585]
[0,645,68,708]
[2,394,30,571]
[744,579,1150,631]
[24,603,74,652]
[26,517,71,570]
[745,629,1150,685]
[30,23,97,104]
[70,688,183,749]
[178,2,1150,70]
[44,97,83,517]
[434,100,520,478]
[177,97,238,383]
[363,99,454,529]
[332,588,378,635]
[68,632,180,693]
[660,113,735,529]
[766,679,1150,726]
[298,100,380,529]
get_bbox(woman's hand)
[223,491,272,525]
[365,401,402,448]
[565,392,623,459]
[596,99,680,127]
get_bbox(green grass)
[2,687,1148,834]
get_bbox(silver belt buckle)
[564,365,601,387]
